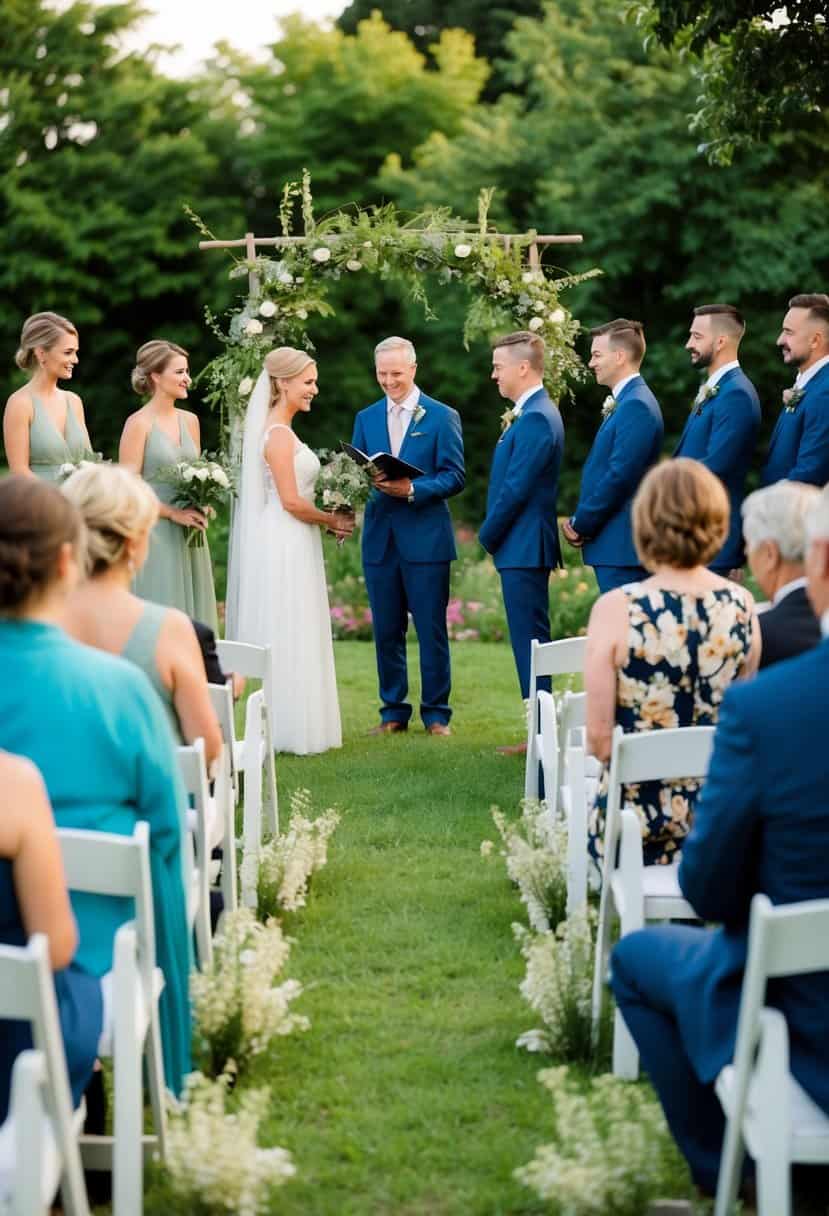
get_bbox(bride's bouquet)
[156,455,233,547]
[315,450,372,541]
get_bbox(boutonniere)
[600,395,616,420]
[693,382,719,416]
[783,386,805,413]
[500,403,523,434]
[413,404,426,424]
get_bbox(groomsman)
[762,292,829,486]
[562,319,663,592]
[675,304,761,573]
[479,331,564,709]
[352,336,465,736]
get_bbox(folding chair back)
[207,682,239,915]
[176,738,214,967]
[561,744,589,914]
[525,637,587,799]
[537,690,559,817]
[215,640,279,836]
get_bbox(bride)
[226,347,354,754]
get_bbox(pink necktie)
[389,404,405,457]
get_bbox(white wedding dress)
[231,420,342,755]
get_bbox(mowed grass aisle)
[247,639,553,1215]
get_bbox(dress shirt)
[704,359,740,391]
[611,372,639,400]
[513,383,544,413]
[822,609,829,638]
[387,384,420,456]
[773,575,809,606]
[795,354,829,391]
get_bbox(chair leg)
[241,743,263,909]
[145,1000,168,1159]
[194,874,213,968]
[612,1008,640,1080]
[113,941,142,1216]
[756,1156,791,1216]
[261,702,278,837]
[591,882,614,1050]
[714,1121,746,1216]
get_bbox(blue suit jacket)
[352,392,465,565]
[674,637,829,1113]
[673,366,761,569]
[573,375,664,568]
[478,388,564,570]
[762,362,829,486]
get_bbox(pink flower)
[330,605,346,620]
[465,601,483,612]
[446,598,465,625]
[361,607,373,623]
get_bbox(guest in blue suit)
[675,304,761,572]
[610,482,829,1195]
[479,330,564,704]
[562,319,663,593]
[762,292,829,487]
[352,337,464,735]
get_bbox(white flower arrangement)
[258,300,277,318]
[311,245,331,262]
[191,908,309,1074]
[528,316,544,331]
[164,1068,296,1216]
[155,456,234,546]
[513,904,595,1062]
[345,259,363,271]
[56,452,104,482]
[314,449,373,520]
[277,270,294,284]
[515,1065,689,1213]
[238,376,254,396]
[453,242,472,258]
[548,307,566,324]
[244,318,264,336]
[490,800,569,932]
[255,788,342,918]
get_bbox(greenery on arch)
[189,175,600,450]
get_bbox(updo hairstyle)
[131,339,188,396]
[15,312,78,372]
[264,347,315,407]
[62,464,159,576]
[0,475,86,614]
[633,458,729,571]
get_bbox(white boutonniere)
[693,382,719,416]
[783,386,805,413]
[413,404,426,424]
[500,403,523,434]
[600,395,616,420]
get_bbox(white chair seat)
[717,1065,829,1161]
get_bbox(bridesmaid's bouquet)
[315,450,372,543]
[157,455,233,547]
[57,452,105,481]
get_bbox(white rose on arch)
[454,243,472,259]
[296,308,309,320]
[528,316,544,332]
[548,308,566,324]
[244,318,263,336]
[238,377,254,397]
[312,246,331,263]
[277,271,294,285]
[345,259,362,272]
[259,300,277,318]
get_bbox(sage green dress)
[28,392,92,481]
[133,415,218,632]
[121,600,184,745]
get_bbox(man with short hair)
[479,330,564,711]
[675,304,761,573]
[562,319,663,593]
[609,481,829,1198]
[762,292,829,486]
[352,336,465,736]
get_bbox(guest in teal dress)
[3,311,93,480]
[119,339,218,632]
[0,751,101,1121]
[0,474,192,1094]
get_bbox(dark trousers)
[594,564,648,594]
[500,567,552,700]
[611,926,737,1196]
[364,547,451,726]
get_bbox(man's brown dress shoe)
[425,723,451,736]
[368,721,408,735]
[495,741,528,755]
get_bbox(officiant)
[351,336,465,736]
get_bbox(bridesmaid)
[119,339,218,632]
[3,311,93,480]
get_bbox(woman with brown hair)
[585,457,761,867]
[118,339,217,630]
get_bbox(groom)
[352,336,465,735]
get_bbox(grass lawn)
[193,639,558,1214]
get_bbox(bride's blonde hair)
[264,347,315,407]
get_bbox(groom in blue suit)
[479,330,564,704]
[610,485,829,1194]
[762,292,829,487]
[675,304,761,572]
[562,320,663,592]
[352,336,465,735]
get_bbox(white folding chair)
[524,636,587,800]
[592,724,715,1077]
[58,823,167,1216]
[0,938,89,1216]
[207,682,243,915]
[215,640,278,836]
[715,894,829,1216]
[559,744,590,915]
[176,738,216,968]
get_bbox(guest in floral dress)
[585,458,761,867]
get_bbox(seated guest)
[61,463,222,766]
[0,474,191,1094]
[192,616,246,700]
[609,481,829,1197]
[0,751,100,1121]
[742,480,821,668]
[586,458,760,867]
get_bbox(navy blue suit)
[572,375,664,592]
[479,388,564,697]
[762,362,829,486]
[352,392,464,726]
[611,637,829,1193]
[673,366,761,570]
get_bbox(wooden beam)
[198,232,584,251]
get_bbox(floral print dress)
[587,584,754,867]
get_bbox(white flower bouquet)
[156,454,233,547]
[513,905,596,1062]
[488,799,569,932]
[254,787,341,918]
[315,449,373,544]
[56,452,105,481]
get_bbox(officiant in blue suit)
[479,331,564,705]
[762,292,829,487]
[352,336,465,736]
[674,304,761,572]
[563,319,663,592]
